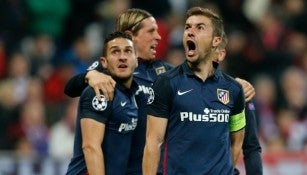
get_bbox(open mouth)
[150,45,157,53]
[118,64,128,68]
[187,40,196,50]
[186,40,196,56]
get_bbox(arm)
[64,73,88,97]
[64,69,116,101]
[235,78,255,102]
[81,118,105,175]
[142,115,168,175]
[85,70,116,101]
[230,87,246,167]
[230,128,245,166]
[242,102,263,174]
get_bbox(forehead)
[185,15,212,26]
[107,38,134,48]
[139,17,158,29]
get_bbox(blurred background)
[0,0,306,174]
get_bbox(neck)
[114,77,133,89]
[138,57,154,62]
[188,59,215,81]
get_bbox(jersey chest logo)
[217,89,230,105]
[155,66,166,75]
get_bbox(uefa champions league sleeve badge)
[92,95,107,111]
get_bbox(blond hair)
[116,8,152,35]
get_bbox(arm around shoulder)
[64,73,88,97]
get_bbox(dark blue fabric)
[66,82,140,175]
[147,61,245,175]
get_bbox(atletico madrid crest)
[155,66,166,75]
[217,89,230,105]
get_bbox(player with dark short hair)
[142,7,246,175]
[66,31,144,175]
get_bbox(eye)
[125,49,133,54]
[184,25,191,30]
[197,25,205,30]
[111,49,120,54]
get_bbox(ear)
[212,36,222,48]
[217,49,226,63]
[100,57,107,69]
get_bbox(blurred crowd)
[0,0,306,160]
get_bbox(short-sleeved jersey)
[66,81,140,175]
[147,61,246,175]
[66,59,172,175]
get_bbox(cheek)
[140,33,152,42]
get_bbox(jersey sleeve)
[229,85,246,132]
[147,74,172,118]
[64,60,105,97]
[79,86,112,123]
[64,73,88,97]
[242,101,263,174]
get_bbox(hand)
[86,70,116,101]
[235,77,255,102]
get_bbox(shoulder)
[80,86,96,98]
[218,70,242,90]
[152,59,173,70]
[156,64,183,82]
[80,86,109,108]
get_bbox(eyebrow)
[109,45,133,49]
[185,22,206,26]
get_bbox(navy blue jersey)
[66,81,140,175]
[147,61,246,175]
[127,59,172,175]
[64,59,172,175]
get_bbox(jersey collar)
[182,61,222,80]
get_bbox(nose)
[187,28,195,37]
[119,53,127,62]
[155,31,161,41]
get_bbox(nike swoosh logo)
[177,89,193,95]
[121,101,127,106]
[133,72,140,75]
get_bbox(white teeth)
[188,50,194,56]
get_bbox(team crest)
[217,89,230,105]
[155,66,166,75]
[92,95,107,111]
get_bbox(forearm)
[231,129,245,166]
[142,143,161,175]
[244,151,263,175]
[64,73,88,97]
[83,146,105,175]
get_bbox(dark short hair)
[186,7,224,38]
[102,31,133,57]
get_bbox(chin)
[186,55,197,62]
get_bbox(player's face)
[132,17,161,60]
[183,15,220,65]
[102,38,137,80]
